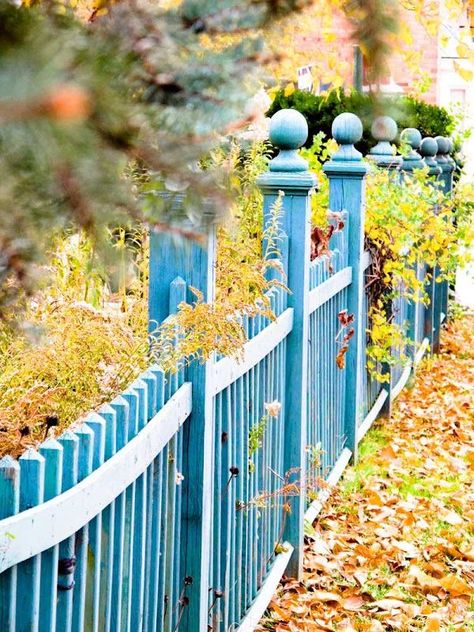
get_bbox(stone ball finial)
[269,109,308,150]
[420,137,438,158]
[435,136,449,155]
[400,128,422,149]
[371,116,398,142]
[446,138,454,153]
[332,112,363,146]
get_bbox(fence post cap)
[368,116,402,169]
[371,115,397,142]
[400,127,422,149]
[266,109,311,173]
[435,135,449,154]
[420,137,438,157]
[324,112,366,168]
[420,137,442,176]
[269,109,308,150]
[332,112,363,146]
[446,138,454,153]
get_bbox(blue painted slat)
[145,369,165,632]
[84,413,106,632]
[130,380,149,632]
[56,431,79,632]
[72,425,94,632]
[108,395,129,632]
[0,456,20,632]
[17,449,45,632]
[38,439,63,632]
[97,404,116,632]
[121,390,138,632]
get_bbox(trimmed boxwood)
[267,89,455,156]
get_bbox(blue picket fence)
[0,109,454,632]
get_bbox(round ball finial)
[400,128,422,149]
[420,137,438,158]
[435,136,449,155]
[446,138,454,153]
[332,112,363,145]
[269,109,308,150]
[371,116,398,142]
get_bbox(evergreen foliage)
[0,0,310,310]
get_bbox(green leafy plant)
[268,88,455,156]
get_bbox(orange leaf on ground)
[439,574,472,597]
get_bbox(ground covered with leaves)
[258,315,474,631]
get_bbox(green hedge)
[267,89,455,156]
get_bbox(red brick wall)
[294,4,440,103]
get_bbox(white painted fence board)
[361,250,372,272]
[0,383,192,573]
[308,267,352,315]
[236,542,293,632]
[357,388,389,444]
[305,448,352,525]
[211,308,294,395]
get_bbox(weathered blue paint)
[258,108,316,578]
[84,413,106,632]
[71,425,94,632]
[324,113,368,460]
[420,137,442,178]
[39,439,63,632]
[17,450,45,632]
[435,136,452,194]
[56,431,79,632]
[400,128,425,173]
[0,457,20,632]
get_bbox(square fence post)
[258,109,316,579]
[323,113,368,462]
[148,204,216,632]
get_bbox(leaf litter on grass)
[257,315,474,631]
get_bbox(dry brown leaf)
[310,590,341,603]
[341,595,364,611]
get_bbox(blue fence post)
[148,202,216,632]
[400,128,424,174]
[438,138,456,323]
[0,457,20,632]
[257,109,316,578]
[368,116,402,418]
[417,137,443,356]
[400,128,437,355]
[323,113,368,461]
[418,137,442,354]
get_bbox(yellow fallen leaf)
[439,574,472,597]
[425,614,441,632]
[408,565,441,591]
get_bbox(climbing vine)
[302,133,474,380]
